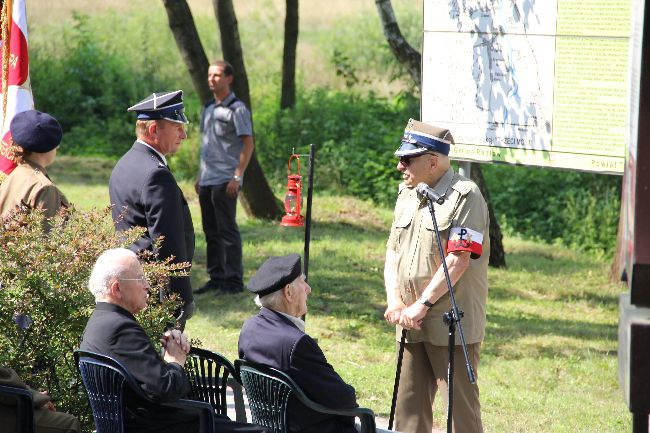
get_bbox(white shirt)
[137,140,168,166]
[277,311,305,332]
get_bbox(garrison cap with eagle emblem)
[395,118,454,157]
[127,90,188,124]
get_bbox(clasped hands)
[384,300,429,330]
[160,329,190,364]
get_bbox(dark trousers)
[198,184,243,289]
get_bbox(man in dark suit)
[238,254,359,433]
[109,90,195,325]
[81,248,270,433]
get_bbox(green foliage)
[0,207,183,431]
[482,164,621,256]
[253,88,419,204]
[167,123,201,182]
[30,11,196,157]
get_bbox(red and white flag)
[0,0,34,177]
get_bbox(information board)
[421,0,630,174]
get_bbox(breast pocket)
[213,108,235,136]
[420,207,452,270]
[393,205,415,248]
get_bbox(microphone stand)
[424,198,476,433]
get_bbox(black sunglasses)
[398,152,436,167]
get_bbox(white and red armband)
[447,227,484,259]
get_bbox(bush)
[482,164,621,257]
[30,12,197,157]
[0,207,184,431]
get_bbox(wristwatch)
[233,175,242,182]
[419,296,434,309]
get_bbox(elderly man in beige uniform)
[384,119,489,433]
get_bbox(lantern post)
[280,145,315,284]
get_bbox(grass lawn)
[50,156,631,432]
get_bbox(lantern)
[281,153,305,227]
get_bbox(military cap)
[395,118,454,157]
[127,90,188,124]
[247,254,302,297]
[10,110,63,153]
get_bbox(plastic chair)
[184,347,247,422]
[0,384,35,433]
[235,359,376,433]
[74,350,214,433]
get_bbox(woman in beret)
[0,110,69,223]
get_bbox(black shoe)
[217,285,243,295]
[193,280,220,294]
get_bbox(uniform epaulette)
[450,173,474,196]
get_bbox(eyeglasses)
[398,152,436,167]
[118,276,147,283]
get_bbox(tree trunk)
[161,0,212,104]
[213,0,283,219]
[375,0,506,266]
[213,0,251,109]
[470,165,506,268]
[374,0,422,89]
[281,0,299,109]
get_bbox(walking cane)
[388,329,407,430]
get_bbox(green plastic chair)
[235,359,376,433]
[184,347,247,422]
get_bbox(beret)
[395,118,454,157]
[10,110,63,153]
[247,254,302,297]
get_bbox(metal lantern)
[281,153,305,227]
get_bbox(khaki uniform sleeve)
[32,185,67,219]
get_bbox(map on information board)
[421,0,630,174]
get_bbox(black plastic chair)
[74,350,214,433]
[184,347,247,422]
[0,384,35,433]
[235,359,376,433]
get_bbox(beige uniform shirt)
[387,167,490,345]
[0,160,69,219]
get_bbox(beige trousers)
[394,342,483,433]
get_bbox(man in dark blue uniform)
[109,90,195,325]
[238,254,359,433]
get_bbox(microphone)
[416,182,445,205]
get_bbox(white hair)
[254,275,305,310]
[87,248,137,299]
[255,289,285,309]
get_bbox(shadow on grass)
[241,219,389,245]
[483,310,617,357]
[488,246,620,308]
[197,211,619,359]
[504,245,604,273]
